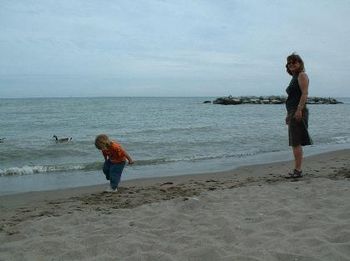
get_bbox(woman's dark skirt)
[287,108,313,147]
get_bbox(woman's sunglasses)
[287,61,298,66]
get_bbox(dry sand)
[1,149,350,261]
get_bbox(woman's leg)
[292,145,303,171]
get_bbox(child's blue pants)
[103,160,126,190]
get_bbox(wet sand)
[1,149,349,260]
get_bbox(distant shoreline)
[205,96,344,105]
[1,96,349,100]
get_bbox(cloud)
[0,0,350,97]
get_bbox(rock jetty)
[208,96,343,105]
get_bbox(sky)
[0,0,350,98]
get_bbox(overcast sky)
[1,0,349,98]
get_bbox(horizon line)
[1,95,349,99]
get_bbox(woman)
[285,53,312,178]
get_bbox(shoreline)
[1,142,349,197]
[1,148,349,210]
[1,149,349,260]
[1,148,349,203]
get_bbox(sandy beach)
[1,149,349,261]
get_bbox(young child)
[95,134,134,192]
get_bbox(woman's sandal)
[285,169,303,179]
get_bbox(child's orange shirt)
[102,141,127,163]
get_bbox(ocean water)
[1,97,349,195]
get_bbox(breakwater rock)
[209,96,343,105]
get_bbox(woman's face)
[287,60,300,73]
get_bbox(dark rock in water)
[213,96,242,105]
[203,101,211,104]
[306,97,343,104]
[211,96,343,105]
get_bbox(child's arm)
[120,146,134,165]
[102,151,108,161]
[124,151,134,165]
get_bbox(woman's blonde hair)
[286,53,305,75]
[95,134,111,149]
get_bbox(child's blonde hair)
[95,134,112,150]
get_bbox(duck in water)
[53,135,72,143]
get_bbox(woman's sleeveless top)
[286,74,302,113]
